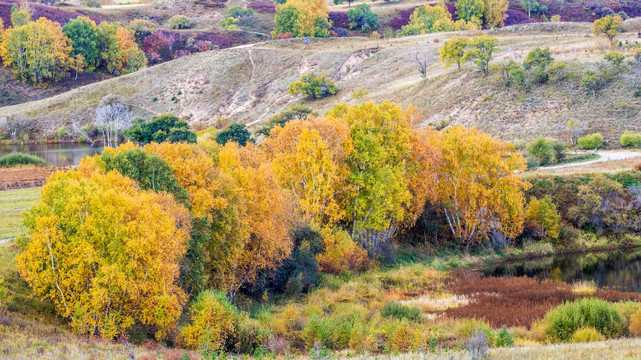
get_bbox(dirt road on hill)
[541,151,641,170]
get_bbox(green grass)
[0,187,40,241]
[561,153,601,165]
[0,153,47,167]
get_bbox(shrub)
[380,301,421,321]
[257,105,316,136]
[577,133,604,150]
[180,290,240,351]
[523,47,552,71]
[215,123,252,146]
[0,152,47,167]
[494,325,514,347]
[593,15,623,42]
[317,228,369,275]
[570,327,605,343]
[351,87,369,99]
[288,73,338,99]
[613,301,641,322]
[526,137,565,166]
[604,51,625,68]
[237,316,271,353]
[620,131,641,148]
[629,308,641,336]
[168,15,192,29]
[83,0,101,7]
[550,14,561,22]
[542,298,626,342]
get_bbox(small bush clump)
[577,133,604,150]
[180,290,240,351]
[570,326,605,343]
[620,131,641,148]
[628,308,641,336]
[542,298,626,342]
[288,73,338,100]
[168,15,192,29]
[0,152,47,167]
[380,301,421,321]
[494,325,514,347]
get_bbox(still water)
[0,143,104,166]
[484,249,641,293]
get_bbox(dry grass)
[572,280,597,296]
[5,22,639,143]
[526,158,641,177]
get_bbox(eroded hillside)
[3,21,641,143]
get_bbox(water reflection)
[484,249,641,293]
[0,143,104,166]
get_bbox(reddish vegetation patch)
[504,9,538,26]
[443,271,641,328]
[329,11,349,29]
[247,0,276,13]
[0,1,99,27]
[387,6,418,31]
[0,167,58,190]
[142,30,246,64]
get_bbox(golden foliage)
[432,126,529,247]
[16,163,190,340]
[180,290,239,351]
[317,227,369,275]
[264,117,353,226]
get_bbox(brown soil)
[443,270,641,328]
[0,167,58,190]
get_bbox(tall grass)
[0,153,47,167]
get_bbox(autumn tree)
[272,0,331,38]
[10,4,30,27]
[98,22,146,75]
[215,143,293,300]
[525,196,561,240]
[483,0,508,28]
[288,73,338,99]
[398,3,457,36]
[432,126,529,251]
[456,0,484,26]
[326,102,438,256]
[63,16,101,71]
[439,36,468,70]
[0,17,72,84]
[264,116,353,226]
[463,35,498,76]
[593,15,623,43]
[16,161,191,340]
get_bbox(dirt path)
[541,151,641,170]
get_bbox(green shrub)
[542,298,626,342]
[577,133,604,150]
[168,15,192,29]
[526,137,565,166]
[83,0,101,7]
[613,301,641,322]
[620,131,641,148]
[0,152,47,167]
[494,325,514,347]
[570,326,605,343]
[237,316,271,353]
[288,73,338,100]
[380,301,421,321]
[124,114,197,145]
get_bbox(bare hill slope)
[3,22,641,143]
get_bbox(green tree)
[347,4,379,31]
[580,70,605,97]
[215,123,252,146]
[463,35,498,76]
[593,15,623,43]
[125,114,197,145]
[63,16,102,71]
[288,73,338,99]
[455,0,484,26]
[439,36,468,70]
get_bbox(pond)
[484,248,641,293]
[0,143,104,166]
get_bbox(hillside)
[4,21,641,144]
